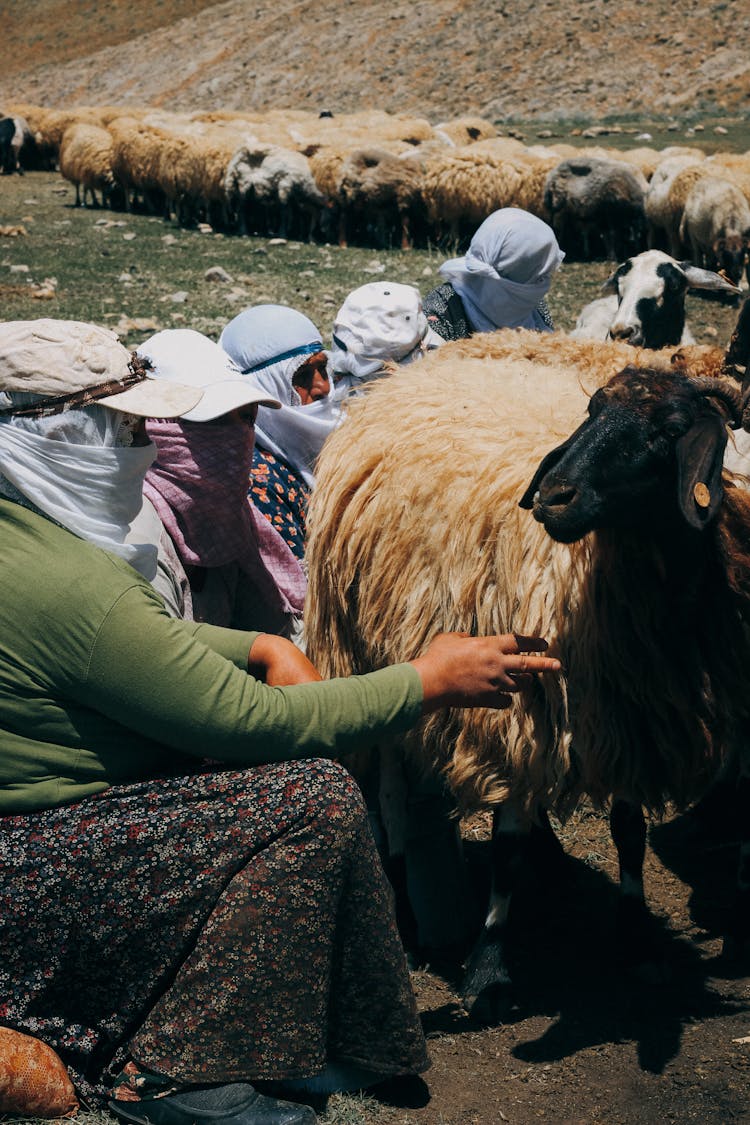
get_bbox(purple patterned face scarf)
[144,418,306,615]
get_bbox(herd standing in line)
[2,102,750,283]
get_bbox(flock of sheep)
[3,102,750,274]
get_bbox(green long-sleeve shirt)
[0,500,423,814]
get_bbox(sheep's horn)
[689,376,745,429]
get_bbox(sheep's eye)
[663,416,686,440]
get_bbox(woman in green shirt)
[0,320,559,1125]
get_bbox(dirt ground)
[356,804,750,1125]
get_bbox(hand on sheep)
[411,632,561,714]
[247,633,323,686]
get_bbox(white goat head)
[602,249,740,348]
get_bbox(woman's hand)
[248,633,323,686]
[410,632,561,714]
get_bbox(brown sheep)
[304,327,750,1020]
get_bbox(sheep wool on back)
[304,329,735,818]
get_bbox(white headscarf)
[220,305,340,487]
[439,207,564,333]
[0,393,158,576]
[329,281,443,399]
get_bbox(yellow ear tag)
[693,482,711,508]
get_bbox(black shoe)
[109,1082,317,1125]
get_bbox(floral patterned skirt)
[0,759,428,1105]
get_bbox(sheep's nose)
[610,322,635,340]
[540,481,578,509]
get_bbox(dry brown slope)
[2,0,750,121]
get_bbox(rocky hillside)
[3,0,750,123]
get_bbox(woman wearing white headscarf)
[423,207,565,341]
[220,305,340,560]
[329,281,443,400]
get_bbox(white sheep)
[679,176,750,288]
[571,250,740,347]
[224,139,325,240]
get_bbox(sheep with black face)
[305,333,750,1023]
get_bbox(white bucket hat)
[331,282,443,381]
[0,319,203,418]
[137,329,282,422]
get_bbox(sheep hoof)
[463,980,513,1026]
[461,932,513,1025]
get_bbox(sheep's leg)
[400,211,412,251]
[610,798,665,975]
[338,209,348,249]
[724,763,750,959]
[461,801,531,1024]
[74,183,81,207]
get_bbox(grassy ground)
[0,172,743,353]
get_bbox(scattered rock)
[167,290,189,303]
[204,265,234,283]
[299,269,316,277]
[635,132,653,141]
[422,265,434,276]
[0,225,27,237]
[51,187,68,195]
[23,199,38,205]
[31,277,58,300]
[117,272,132,282]
[94,218,110,226]
[714,125,728,135]
[162,234,177,245]
[123,232,136,241]
[116,315,160,335]
[268,237,287,246]
[703,325,718,338]
[197,222,213,234]
[694,123,705,132]
[363,260,386,274]
[9,264,29,273]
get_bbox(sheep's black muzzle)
[529,477,597,543]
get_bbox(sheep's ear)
[600,263,626,295]
[680,263,742,295]
[519,421,588,509]
[675,411,727,530]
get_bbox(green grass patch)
[0,172,743,352]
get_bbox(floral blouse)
[248,446,310,560]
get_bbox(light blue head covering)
[439,208,564,333]
[220,304,338,487]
